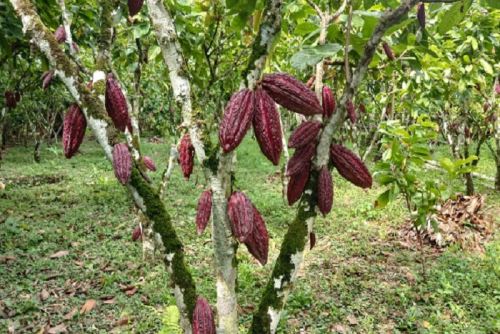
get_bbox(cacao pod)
[4,91,17,108]
[317,166,333,215]
[219,89,255,153]
[128,0,144,17]
[322,86,335,118]
[112,143,132,185]
[105,73,132,133]
[244,205,269,265]
[196,190,212,235]
[262,73,322,116]
[358,103,366,114]
[417,3,426,30]
[132,225,142,241]
[253,88,282,165]
[346,99,357,124]
[330,144,372,188]
[143,156,156,172]
[288,121,322,149]
[54,25,66,44]
[179,133,195,179]
[287,162,310,205]
[382,42,396,61]
[309,232,316,250]
[41,70,54,90]
[496,83,500,95]
[286,141,316,176]
[62,104,87,159]
[192,297,216,334]
[227,191,254,242]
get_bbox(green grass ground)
[0,137,498,333]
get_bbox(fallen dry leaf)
[47,324,67,334]
[49,250,69,259]
[103,299,116,305]
[113,317,130,327]
[63,308,78,320]
[40,289,50,301]
[347,314,358,325]
[80,299,97,314]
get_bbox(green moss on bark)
[130,168,197,319]
[250,171,318,334]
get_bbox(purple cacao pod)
[179,133,195,179]
[244,205,269,265]
[219,89,255,153]
[192,297,216,334]
[288,121,322,149]
[4,91,17,108]
[358,103,366,114]
[62,104,87,159]
[253,88,283,165]
[196,190,212,235]
[262,73,322,116]
[317,166,333,215]
[322,86,335,118]
[330,144,372,188]
[54,25,66,44]
[309,232,316,250]
[286,141,316,176]
[227,191,254,242]
[41,70,54,90]
[132,225,142,241]
[112,143,132,185]
[143,156,156,172]
[346,99,357,124]
[417,3,426,30]
[382,42,396,61]
[287,162,310,205]
[128,0,144,17]
[105,73,132,133]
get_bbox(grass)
[0,136,498,333]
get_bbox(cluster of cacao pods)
[128,0,144,17]
[4,91,17,108]
[62,104,87,158]
[178,133,195,179]
[219,73,324,165]
[105,73,133,133]
[227,191,269,265]
[112,143,132,184]
[192,296,216,334]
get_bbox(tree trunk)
[34,140,41,163]
[463,139,474,195]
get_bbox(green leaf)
[290,43,343,70]
[132,22,150,40]
[374,189,392,209]
[479,58,493,75]
[437,0,472,35]
[483,0,500,9]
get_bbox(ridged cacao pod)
[196,190,212,235]
[417,3,426,30]
[132,225,142,241]
[41,70,54,90]
[143,156,156,172]
[287,162,310,205]
[179,133,195,179]
[105,73,132,133]
[288,121,322,149]
[330,144,372,188]
[262,73,322,116]
[244,205,269,265]
[219,89,255,153]
[346,99,357,124]
[63,104,87,159]
[358,103,366,114]
[309,232,316,250]
[317,166,333,215]
[227,191,254,242]
[54,25,66,44]
[128,0,144,17]
[286,141,316,176]
[253,88,282,165]
[112,143,132,185]
[4,91,17,108]
[322,86,335,118]
[382,42,395,61]
[192,297,216,334]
